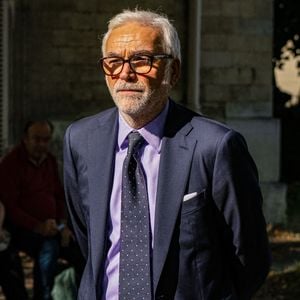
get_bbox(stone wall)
[200,0,286,223]
[200,0,273,121]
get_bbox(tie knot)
[127,131,144,155]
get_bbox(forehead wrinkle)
[109,37,150,51]
[114,33,137,43]
[104,24,166,62]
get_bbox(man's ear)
[170,58,181,87]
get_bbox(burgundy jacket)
[0,143,65,231]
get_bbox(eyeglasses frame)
[99,53,173,76]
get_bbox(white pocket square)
[183,192,198,202]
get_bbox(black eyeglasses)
[99,54,173,76]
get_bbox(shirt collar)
[118,100,169,153]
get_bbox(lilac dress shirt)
[103,102,169,299]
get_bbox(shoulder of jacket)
[66,107,117,134]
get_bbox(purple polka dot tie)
[119,131,152,300]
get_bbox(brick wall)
[200,0,273,121]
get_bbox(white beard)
[106,67,172,118]
[107,81,153,116]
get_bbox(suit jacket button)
[156,295,165,299]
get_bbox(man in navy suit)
[63,9,270,300]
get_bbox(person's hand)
[60,225,74,247]
[35,219,58,237]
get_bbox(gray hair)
[101,9,181,62]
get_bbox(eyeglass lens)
[102,55,152,76]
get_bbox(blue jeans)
[34,238,60,300]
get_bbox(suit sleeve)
[212,129,271,299]
[63,124,88,259]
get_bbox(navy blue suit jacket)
[63,100,270,299]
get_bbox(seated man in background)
[0,120,76,300]
[0,200,28,300]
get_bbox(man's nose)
[119,62,136,80]
[36,138,50,148]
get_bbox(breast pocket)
[181,189,208,215]
[180,189,214,251]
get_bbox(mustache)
[114,82,145,91]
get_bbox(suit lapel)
[87,109,118,287]
[153,101,197,292]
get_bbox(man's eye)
[131,56,150,64]
[107,58,123,65]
